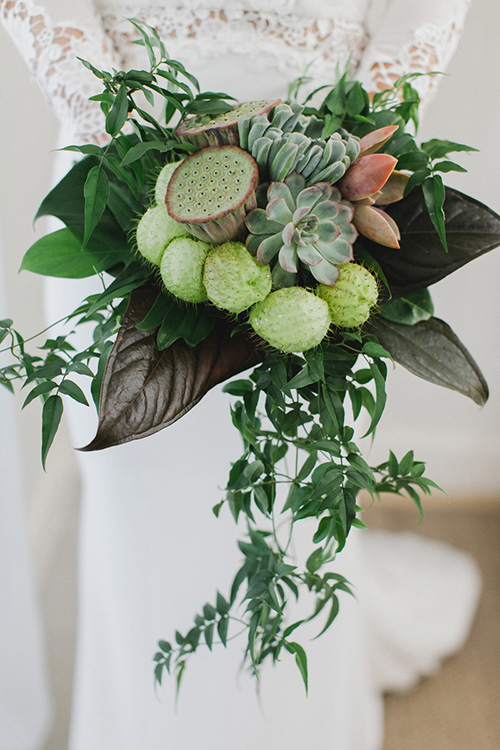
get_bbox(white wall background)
[0,0,499,505]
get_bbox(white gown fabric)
[0,235,53,750]
[1,1,481,749]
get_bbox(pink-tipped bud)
[353,205,400,249]
[338,154,398,202]
[374,170,410,206]
[358,125,399,157]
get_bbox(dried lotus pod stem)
[175,100,281,148]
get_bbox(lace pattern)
[360,0,471,109]
[1,0,472,140]
[0,0,116,142]
[100,6,368,89]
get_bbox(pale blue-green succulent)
[238,103,360,185]
[245,172,358,286]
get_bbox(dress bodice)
[1,0,471,142]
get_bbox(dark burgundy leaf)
[81,286,261,450]
[362,187,500,297]
[367,315,489,405]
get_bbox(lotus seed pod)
[166,145,258,243]
[317,263,379,328]
[159,237,210,303]
[203,242,271,314]
[136,204,191,265]
[154,160,184,205]
[176,100,280,148]
[249,287,330,353]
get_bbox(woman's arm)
[0,0,119,142]
[357,0,472,109]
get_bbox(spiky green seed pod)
[203,242,272,314]
[136,204,191,265]
[159,237,210,303]
[249,287,330,353]
[317,263,378,328]
[154,160,184,205]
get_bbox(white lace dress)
[0,2,480,750]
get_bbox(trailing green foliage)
[153,334,439,691]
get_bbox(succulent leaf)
[353,205,400,249]
[338,154,397,202]
[358,125,399,157]
[246,172,356,285]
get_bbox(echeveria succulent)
[245,172,357,286]
[238,102,359,185]
[165,145,258,243]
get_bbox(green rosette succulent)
[245,172,357,286]
[238,103,359,185]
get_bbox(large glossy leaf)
[363,187,500,297]
[81,286,262,450]
[367,315,489,405]
[21,226,130,278]
[35,156,118,234]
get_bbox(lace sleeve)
[0,0,119,143]
[357,0,472,112]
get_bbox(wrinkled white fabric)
[0,232,53,750]
[0,2,479,749]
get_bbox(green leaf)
[83,165,110,248]
[421,138,478,160]
[22,380,58,408]
[154,662,164,685]
[222,379,254,396]
[217,616,229,647]
[105,82,129,136]
[379,288,434,325]
[120,139,175,166]
[41,394,63,469]
[433,160,468,174]
[35,156,117,233]
[297,451,317,481]
[58,380,89,406]
[367,316,489,405]
[20,227,127,278]
[204,622,215,651]
[59,144,104,156]
[284,641,308,695]
[422,174,447,252]
[216,592,230,616]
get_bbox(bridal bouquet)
[2,21,499,692]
